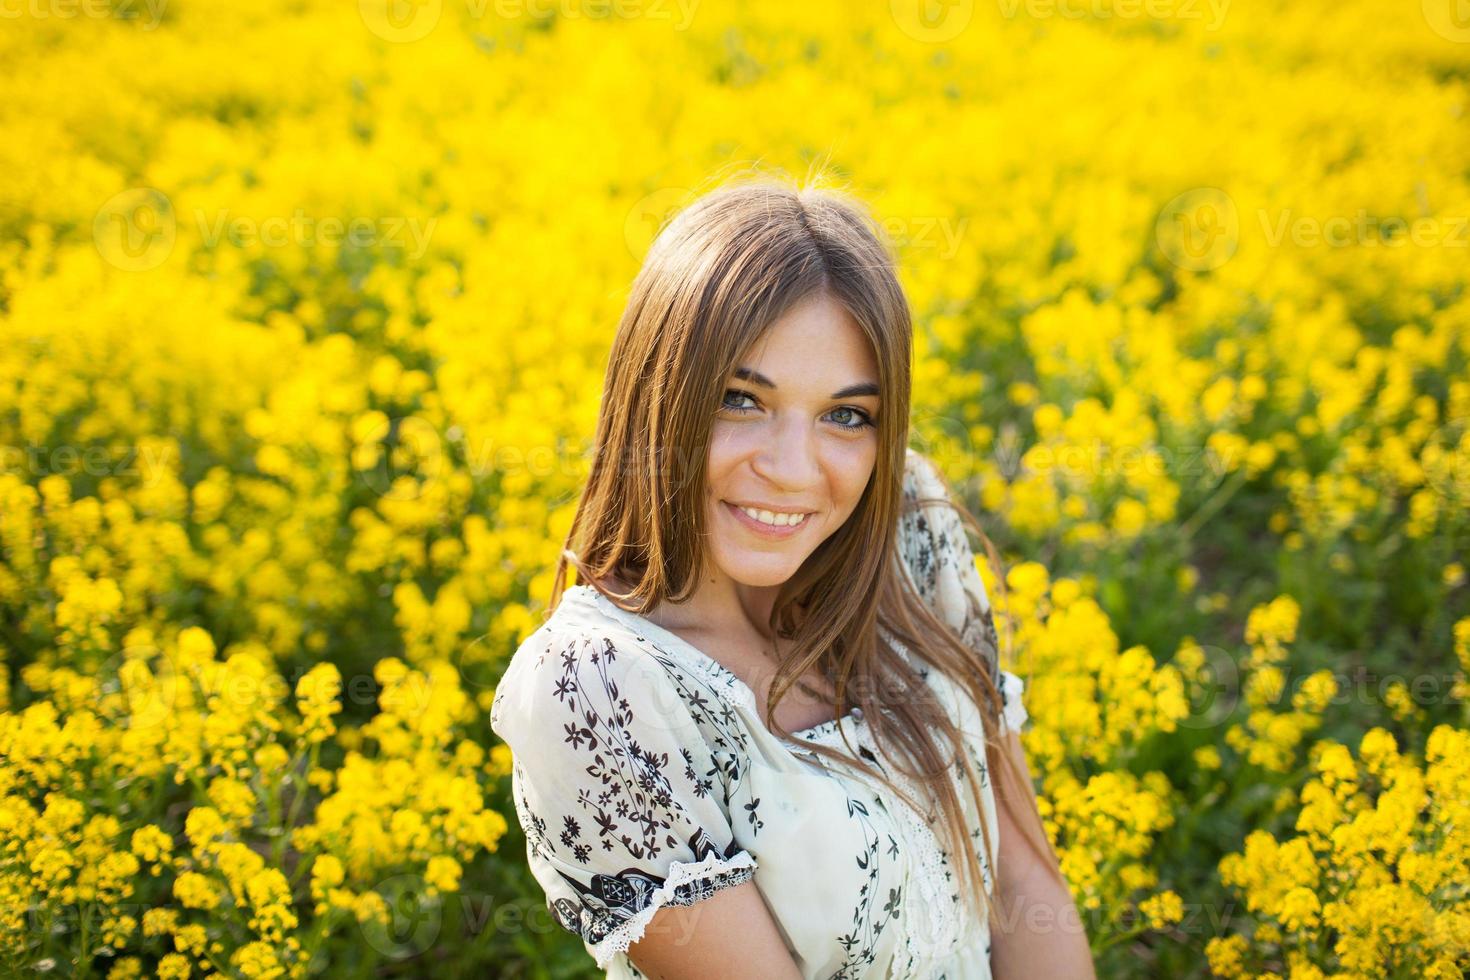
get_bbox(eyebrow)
[732,366,880,400]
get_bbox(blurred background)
[1,0,1468,976]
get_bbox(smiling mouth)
[726,502,814,528]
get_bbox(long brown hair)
[548,170,1063,931]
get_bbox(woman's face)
[703,290,882,590]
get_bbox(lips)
[723,500,813,537]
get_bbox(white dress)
[490,448,1029,979]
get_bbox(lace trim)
[587,849,758,969]
[798,713,969,978]
[885,759,969,976]
[998,669,1028,735]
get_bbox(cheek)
[708,419,760,461]
[828,444,878,503]
[704,424,746,496]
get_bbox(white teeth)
[738,505,810,528]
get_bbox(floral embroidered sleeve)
[896,448,1029,737]
[489,626,757,969]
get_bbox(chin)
[720,556,804,588]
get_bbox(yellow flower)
[1205,934,1249,977]
[1278,886,1321,932]
[208,776,258,826]
[175,871,221,911]
[1245,596,1301,652]
[130,828,174,863]
[312,853,345,888]
[156,952,191,979]
[1357,727,1401,779]
[101,913,138,948]
[1139,890,1184,929]
[184,807,228,854]
[173,923,209,957]
[141,907,179,938]
[106,957,144,980]
[1291,670,1338,714]
[296,662,343,745]
[426,855,463,895]
[1007,381,1040,406]
[1110,497,1149,538]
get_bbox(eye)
[826,406,876,431]
[720,389,876,431]
[721,389,759,413]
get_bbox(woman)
[490,177,1094,978]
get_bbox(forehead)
[737,294,877,383]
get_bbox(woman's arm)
[627,879,804,980]
[986,729,1097,979]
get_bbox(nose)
[749,415,822,491]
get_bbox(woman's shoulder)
[488,593,741,756]
[491,598,648,723]
[895,448,974,597]
[901,445,948,496]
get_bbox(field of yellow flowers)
[1,0,1467,976]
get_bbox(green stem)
[1090,914,1149,954]
[268,762,287,867]
[284,742,321,836]
[278,741,321,869]
[1178,467,1250,542]
[76,904,91,980]
[299,905,342,972]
